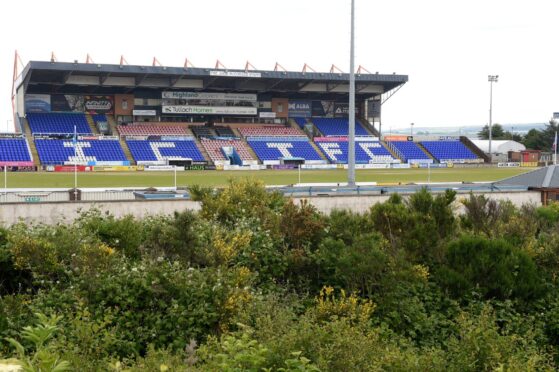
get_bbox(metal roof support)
[245,61,257,71]
[356,65,372,74]
[381,82,406,105]
[11,50,25,132]
[50,52,57,63]
[184,58,195,69]
[215,60,227,69]
[85,54,94,64]
[274,62,287,72]
[302,63,316,73]
[119,55,129,66]
[330,64,344,74]
[152,57,162,66]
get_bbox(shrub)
[437,236,544,301]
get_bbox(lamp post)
[488,75,499,163]
[410,122,414,137]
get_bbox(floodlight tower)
[348,0,356,186]
[488,75,499,163]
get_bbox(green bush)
[438,236,544,301]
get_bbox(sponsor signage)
[367,100,381,116]
[333,102,360,117]
[25,94,51,113]
[384,135,410,141]
[54,165,92,172]
[0,161,34,167]
[51,95,85,112]
[259,111,276,118]
[133,109,157,116]
[311,101,325,117]
[209,70,261,78]
[162,91,257,101]
[288,100,312,117]
[162,105,257,115]
[84,96,114,114]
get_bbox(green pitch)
[3,167,534,188]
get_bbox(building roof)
[494,165,559,188]
[16,61,408,100]
[470,140,525,154]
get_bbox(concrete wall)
[0,191,541,226]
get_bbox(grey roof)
[494,165,559,188]
[17,61,408,99]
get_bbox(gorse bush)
[1,179,558,369]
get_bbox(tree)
[477,123,505,140]
[503,131,523,142]
[523,128,547,150]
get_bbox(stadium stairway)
[461,136,490,162]
[381,140,403,162]
[85,114,99,134]
[119,137,135,165]
[416,142,436,161]
[358,117,379,136]
[192,136,211,163]
[22,117,40,166]
[106,115,119,136]
[309,141,330,162]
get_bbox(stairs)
[461,136,490,162]
[385,141,405,163]
[21,117,40,166]
[85,114,99,134]
[358,117,380,136]
[309,141,329,162]
[381,141,402,162]
[417,142,436,161]
[193,137,211,164]
[106,115,119,136]
[118,137,135,165]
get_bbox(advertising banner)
[367,100,381,117]
[384,135,411,141]
[115,94,134,115]
[333,103,360,117]
[133,109,157,116]
[0,161,34,167]
[311,101,325,117]
[54,165,92,172]
[209,71,261,78]
[93,165,142,172]
[162,91,257,101]
[288,100,312,117]
[162,105,257,115]
[84,96,114,114]
[25,94,51,113]
[51,95,85,112]
[259,111,276,118]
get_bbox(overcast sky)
[1,0,558,132]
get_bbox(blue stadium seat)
[311,118,369,136]
[0,138,32,162]
[316,140,396,164]
[388,141,431,163]
[247,139,322,162]
[127,140,205,163]
[420,141,478,162]
[293,117,308,128]
[35,139,126,165]
[27,113,92,134]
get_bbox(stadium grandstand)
[6,58,485,170]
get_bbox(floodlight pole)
[4,166,7,203]
[488,75,498,164]
[348,0,356,186]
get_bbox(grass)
[2,167,535,189]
